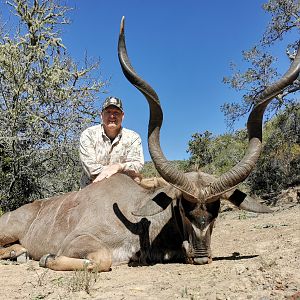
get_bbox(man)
[79,96,144,188]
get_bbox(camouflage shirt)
[79,124,144,187]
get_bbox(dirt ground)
[0,193,299,300]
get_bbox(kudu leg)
[39,249,112,272]
[0,244,28,260]
[40,234,112,271]
[0,212,20,247]
[0,202,41,247]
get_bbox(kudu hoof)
[39,253,56,268]
[7,248,28,263]
[16,252,28,263]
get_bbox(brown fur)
[0,173,270,272]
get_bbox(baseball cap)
[102,96,123,112]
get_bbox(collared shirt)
[79,124,144,187]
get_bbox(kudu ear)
[132,186,182,216]
[227,189,272,213]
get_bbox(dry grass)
[67,266,101,294]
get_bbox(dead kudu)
[0,18,299,272]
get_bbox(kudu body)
[0,18,299,271]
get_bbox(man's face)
[101,105,124,131]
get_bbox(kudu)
[0,18,299,271]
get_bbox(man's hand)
[93,164,123,183]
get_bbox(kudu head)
[118,17,300,264]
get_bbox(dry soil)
[0,197,299,300]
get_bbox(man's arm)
[93,163,123,182]
[94,135,144,183]
[119,135,144,173]
[80,129,144,184]
[79,130,105,178]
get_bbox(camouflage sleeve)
[79,130,104,178]
[120,135,144,173]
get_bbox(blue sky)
[1,0,296,161]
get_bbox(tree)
[187,129,247,176]
[218,0,299,197]
[0,0,106,211]
[187,131,214,170]
[222,0,299,128]
[187,104,300,197]
[248,102,300,196]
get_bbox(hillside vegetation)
[142,103,300,200]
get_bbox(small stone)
[236,264,247,275]
[232,252,240,257]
